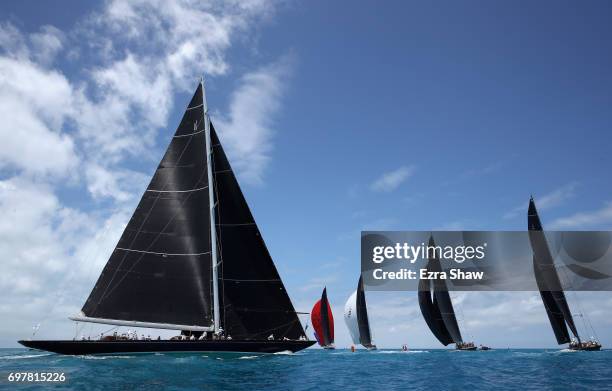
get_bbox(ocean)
[1,348,611,390]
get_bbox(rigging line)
[35,213,115,331]
[453,292,472,341]
[100,325,118,336]
[95,130,198,305]
[186,103,204,110]
[211,139,227,330]
[221,278,281,282]
[558,260,590,339]
[173,128,204,138]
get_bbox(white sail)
[344,290,360,345]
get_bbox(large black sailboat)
[528,197,601,351]
[418,237,478,351]
[19,80,314,355]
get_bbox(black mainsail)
[80,84,213,329]
[418,237,467,347]
[20,81,313,354]
[528,197,580,344]
[355,276,374,348]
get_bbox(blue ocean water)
[1,348,611,390]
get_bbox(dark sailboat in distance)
[528,197,601,351]
[19,80,314,355]
[344,276,377,350]
[418,237,479,351]
[311,288,335,349]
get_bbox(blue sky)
[1,1,612,348]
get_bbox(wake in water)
[378,350,429,354]
[0,353,53,360]
[79,355,136,360]
[273,350,294,355]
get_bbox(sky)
[1,0,612,349]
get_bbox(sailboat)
[311,287,335,349]
[344,276,377,350]
[528,197,601,351]
[18,80,314,355]
[418,237,478,351]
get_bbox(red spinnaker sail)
[310,288,334,346]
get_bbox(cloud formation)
[370,166,415,193]
[504,182,578,219]
[549,201,612,229]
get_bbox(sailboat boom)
[69,314,214,332]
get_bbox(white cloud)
[216,56,292,184]
[504,182,578,219]
[370,165,415,192]
[549,201,612,229]
[0,57,78,177]
[29,25,64,65]
[85,163,149,203]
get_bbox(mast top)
[200,76,209,115]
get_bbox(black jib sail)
[78,82,305,339]
[418,237,463,346]
[356,276,373,347]
[528,197,580,344]
[210,124,304,340]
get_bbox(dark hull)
[18,339,315,355]
[569,345,602,351]
[456,346,478,351]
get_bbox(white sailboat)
[344,276,376,350]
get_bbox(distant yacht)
[311,287,335,349]
[19,80,314,355]
[528,197,602,351]
[418,237,479,351]
[344,276,377,350]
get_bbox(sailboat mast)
[202,77,221,334]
